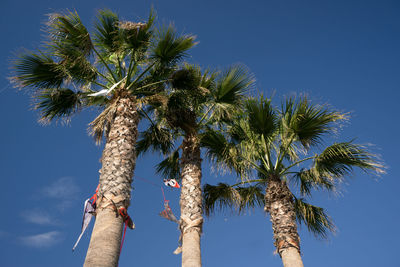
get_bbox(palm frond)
[203,183,241,216]
[201,129,245,175]
[155,150,180,179]
[35,88,83,123]
[11,52,65,89]
[136,123,174,156]
[291,168,334,196]
[46,11,99,85]
[203,183,265,216]
[245,96,277,138]
[213,65,254,105]
[151,25,197,66]
[47,11,93,57]
[58,52,98,85]
[93,9,122,54]
[315,142,385,178]
[281,97,346,149]
[294,197,335,238]
[210,65,254,122]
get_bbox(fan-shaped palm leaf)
[294,197,335,238]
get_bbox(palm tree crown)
[202,95,384,251]
[11,9,196,138]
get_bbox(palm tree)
[201,96,385,267]
[136,64,254,267]
[11,9,196,267]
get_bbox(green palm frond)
[288,142,384,194]
[93,9,122,54]
[35,88,83,123]
[136,123,174,156]
[236,185,265,212]
[151,25,197,66]
[291,168,334,196]
[203,183,265,216]
[294,197,335,238]
[246,97,277,138]
[46,11,99,86]
[201,129,245,175]
[59,52,98,85]
[213,65,254,105]
[203,183,241,216]
[47,11,93,57]
[280,97,346,149]
[155,150,180,179]
[315,141,385,178]
[11,53,65,89]
[209,66,254,122]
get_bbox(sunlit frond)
[280,97,346,149]
[201,129,246,175]
[315,142,385,177]
[93,9,122,53]
[291,168,334,196]
[246,96,277,138]
[47,11,93,57]
[209,66,254,122]
[294,197,335,238]
[151,25,197,66]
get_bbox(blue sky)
[1,0,399,266]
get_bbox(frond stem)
[280,155,317,175]
[141,108,156,127]
[93,47,118,83]
[198,103,215,126]
[132,79,170,93]
[126,62,156,90]
[231,179,267,187]
[274,134,295,171]
[125,52,136,86]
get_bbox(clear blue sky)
[1,0,399,266]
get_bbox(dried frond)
[88,100,118,144]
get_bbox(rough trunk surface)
[179,133,203,267]
[84,96,139,267]
[264,177,304,267]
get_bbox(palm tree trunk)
[264,177,304,267]
[179,133,203,267]
[84,96,139,267]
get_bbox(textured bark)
[84,96,139,267]
[264,177,304,267]
[179,133,203,267]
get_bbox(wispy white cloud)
[41,177,80,210]
[21,209,58,225]
[20,231,62,248]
